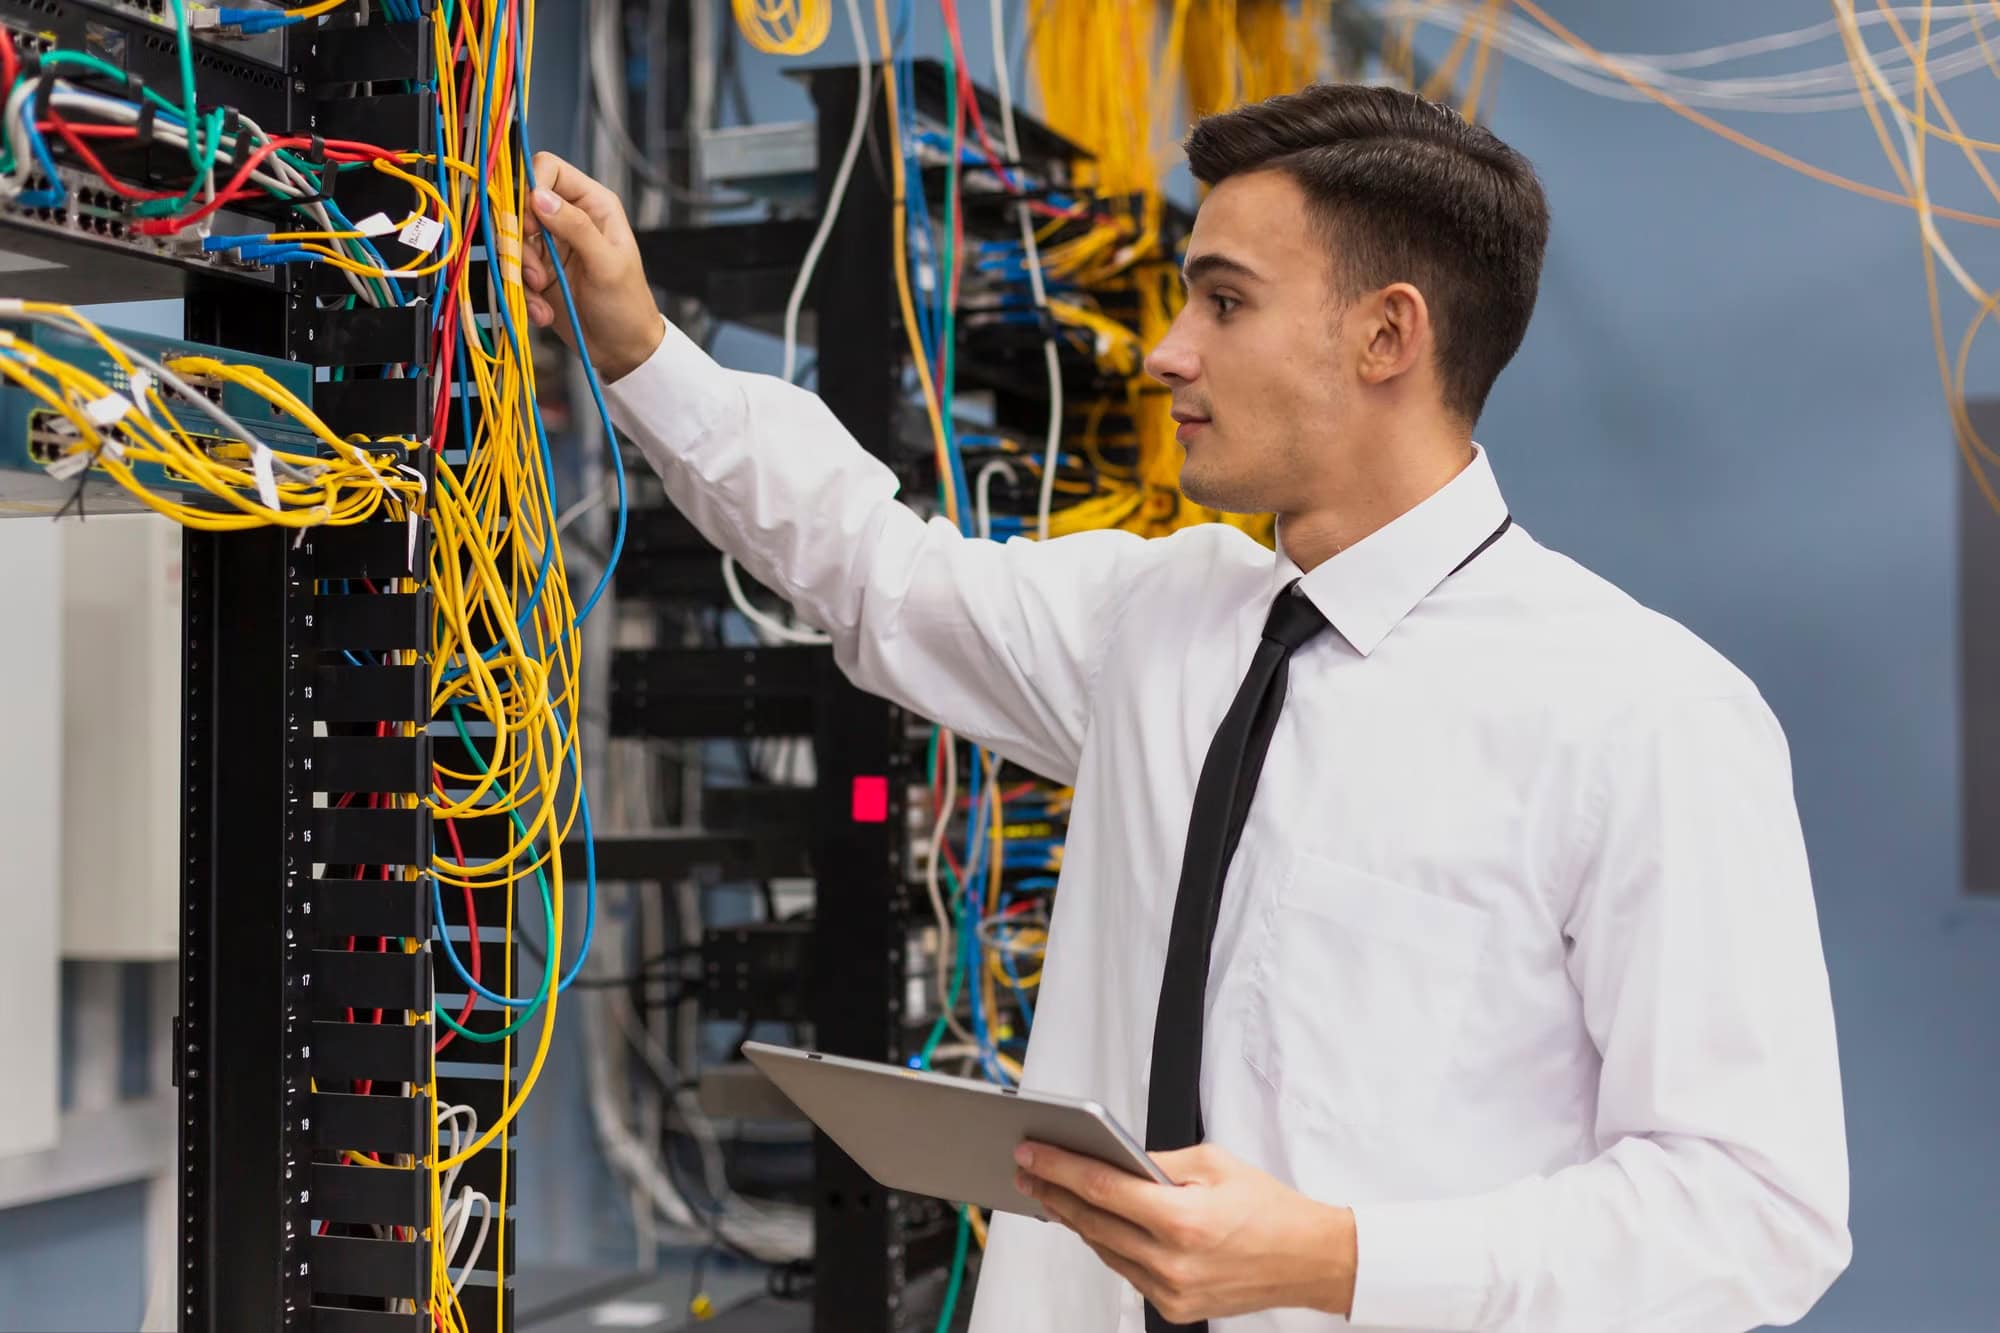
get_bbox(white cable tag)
[398,216,445,254]
[396,463,428,572]
[86,392,132,427]
[250,442,281,510]
[354,212,399,237]
[129,370,155,415]
[44,450,91,480]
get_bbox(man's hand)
[1014,1141,1356,1325]
[520,152,665,382]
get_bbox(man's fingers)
[529,152,629,240]
[1018,1174,1166,1267]
[527,296,554,328]
[1017,1143,1167,1230]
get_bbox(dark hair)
[1183,84,1549,423]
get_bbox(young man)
[522,85,1850,1332]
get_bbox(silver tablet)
[740,1040,1172,1220]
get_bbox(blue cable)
[514,14,626,627]
[430,872,554,1011]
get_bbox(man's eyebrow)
[1181,253,1263,288]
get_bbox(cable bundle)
[0,300,422,525]
[0,9,455,310]
[733,0,834,56]
[1184,0,1335,119]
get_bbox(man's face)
[1143,170,1350,516]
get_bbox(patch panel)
[0,165,279,278]
[0,15,56,56]
[67,0,291,67]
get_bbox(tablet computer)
[740,1040,1171,1220]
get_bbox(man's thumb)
[531,189,605,268]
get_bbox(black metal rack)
[48,8,495,1329]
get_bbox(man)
[521,84,1850,1332]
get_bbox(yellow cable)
[872,0,958,526]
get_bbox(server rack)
[616,60,1119,1333]
[0,7,506,1328]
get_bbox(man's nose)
[1144,319,1199,386]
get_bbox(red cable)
[0,28,17,94]
[432,773,479,1056]
[938,0,1015,192]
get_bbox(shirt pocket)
[1243,852,1490,1130]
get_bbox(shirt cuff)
[1347,1195,1498,1330]
[600,313,746,444]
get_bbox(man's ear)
[1354,282,1430,388]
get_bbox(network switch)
[0,316,316,515]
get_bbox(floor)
[518,1261,801,1333]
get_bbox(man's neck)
[1277,439,1476,574]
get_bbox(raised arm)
[520,154,1161,781]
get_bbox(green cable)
[432,703,555,1042]
[934,1206,973,1333]
[168,0,199,158]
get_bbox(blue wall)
[1475,6,2000,1328]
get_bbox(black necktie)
[1143,582,1329,1177]
[1141,517,1511,1333]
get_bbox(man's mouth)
[1172,409,1211,442]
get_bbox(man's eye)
[1211,294,1239,317]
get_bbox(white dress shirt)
[605,319,1851,1333]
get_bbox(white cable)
[783,0,875,383]
[447,1192,494,1296]
[975,458,1018,539]
[1832,0,1984,302]
[990,0,1064,538]
[554,469,616,536]
[721,552,833,645]
[925,728,960,1021]
[1375,2,2000,112]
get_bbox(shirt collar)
[1267,443,1511,658]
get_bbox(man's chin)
[1178,466,1266,516]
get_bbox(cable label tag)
[250,442,281,511]
[398,217,445,254]
[86,392,132,427]
[354,212,400,237]
[44,449,91,481]
[396,464,428,571]
[493,217,524,289]
[128,370,155,416]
